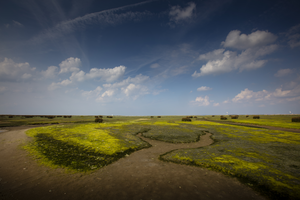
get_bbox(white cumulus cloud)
[48,79,72,90]
[122,83,149,100]
[231,83,300,104]
[192,30,278,77]
[41,66,58,79]
[192,96,210,106]
[198,49,225,61]
[81,73,150,102]
[69,65,126,83]
[86,65,126,82]
[197,86,212,91]
[232,88,269,102]
[101,90,115,98]
[221,30,277,50]
[59,57,81,74]
[82,86,103,97]
[50,65,126,90]
[102,74,149,89]
[0,58,35,81]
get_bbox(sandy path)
[0,126,266,200]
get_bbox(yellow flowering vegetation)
[161,120,300,199]
[205,115,300,129]
[24,122,151,172]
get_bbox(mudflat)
[0,126,266,200]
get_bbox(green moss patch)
[161,121,300,200]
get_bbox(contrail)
[31,0,157,43]
[62,0,157,26]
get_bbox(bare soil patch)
[0,126,266,200]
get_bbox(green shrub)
[292,117,300,122]
[182,118,192,122]
[95,118,103,123]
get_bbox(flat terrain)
[201,119,300,133]
[204,115,300,130]
[0,126,265,200]
[0,115,299,200]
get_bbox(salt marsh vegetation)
[24,122,151,172]
[161,120,300,199]
[205,115,300,129]
[1,115,299,199]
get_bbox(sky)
[0,0,300,116]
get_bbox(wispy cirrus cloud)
[274,68,292,77]
[169,2,196,24]
[285,24,300,48]
[5,20,24,28]
[30,0,155,43]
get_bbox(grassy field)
[23,121,154,172]
[1,115,300,199]
[204,115,300,129]
[161,120,300,200]
[0,115,135,127]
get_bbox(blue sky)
[0,0,300,115]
